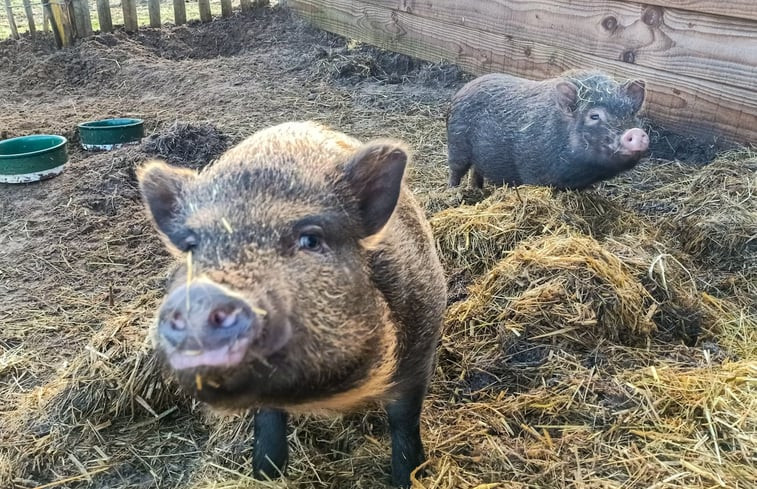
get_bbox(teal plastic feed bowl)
[0,135,68,184]
[78,118,144,150]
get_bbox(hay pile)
[446,234,659,346]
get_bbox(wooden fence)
[1,0,268,46]
[289,0,757,146]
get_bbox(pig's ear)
[622,79,646,113]
[554,81,579,114]
[137,160,198,252]
[343,140,408,238]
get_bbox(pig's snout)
[620,128,649,153]
[158,281,259,370]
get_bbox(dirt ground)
[0,6,754,489]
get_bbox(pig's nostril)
[209,307,241,329]
[170,311,187,330]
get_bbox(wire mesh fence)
[0,0,250,39]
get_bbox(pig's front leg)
[386,386,427,487]
[253,408,289,479]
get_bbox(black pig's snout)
[157,281,260,370]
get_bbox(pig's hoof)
[252,408,289,480]
[252,459,286,481]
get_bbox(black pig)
[137,121,447,487]
[447,70,649,189]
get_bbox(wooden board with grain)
[289,0,757,145]
[359,0,757,93]
[640,0,757,22]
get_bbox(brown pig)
[137,121,447,487]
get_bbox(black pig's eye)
[180,231,198,252]
[590,113,601,121]
[298,233,323,252]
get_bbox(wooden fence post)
[96,0,112,32]
[148,0,161,27]
[4,0,19,39]
[221,0,232,18]
[173,0,186,25]
[122,0,137,32]
[198,0,212,22]
[43,4,50,32]
[71,0,93,37]
[240,0,251,12]
[22,0,36,37]
[46,0,74,47]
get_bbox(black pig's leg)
[386,386,427,488]
[253,408,289,480]
[448,164,469,187]
[447,151,471,187]
[470,168,485,189]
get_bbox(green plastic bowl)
[0,135,68,184]
[78,118,144,150]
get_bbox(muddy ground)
[0,6,754,489]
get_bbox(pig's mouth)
[167,337,251,370]
[160,316,293,372]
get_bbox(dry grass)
[430,187,649,274]
[643,151,756,271]
[0,7,755,489]
[446,233,658,348]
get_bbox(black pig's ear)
[137,160,198,253]
[343,140,408,238]
[621,79,646,113]
[554,80,579,114]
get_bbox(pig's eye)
[298,233,324,252]
[590,113,601,121]
[179,231,198,252]
[294,224,328,254]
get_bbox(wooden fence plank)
[148,0,161,27]
[360,0,757,93]
[47,0,75,46]
[289,0,757,146]
[122,0,138,32]
[96,0,112,32]
[4,0,19,39]
[639,0,757,22]
[221,0,232,17]
[240,0,252,11]
[43,6,50,33]
[199,0,212,22]
[71,0,93,37]
[22,0,36,37]
[174,0,186,25]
